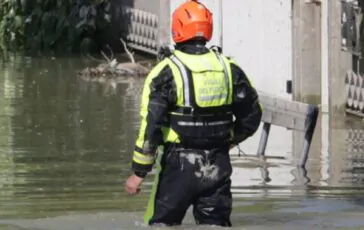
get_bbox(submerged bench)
[256,92,319,168]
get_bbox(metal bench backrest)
[256,92,319,168]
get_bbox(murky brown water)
[1,55,364,229]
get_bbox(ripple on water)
[0,56,364,229]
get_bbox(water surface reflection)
[0,56,364,229]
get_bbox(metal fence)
[341,0,361,55]
[343,0,364,116]
[345,129,364,184]
[121,6,159,55]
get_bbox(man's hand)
[125,174,144,196]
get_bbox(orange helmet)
[172,0,213,43]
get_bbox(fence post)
[299,105,319,167]
[257,122,271,157]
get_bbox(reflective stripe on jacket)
[131,46,262,174]
[166,49,234,147]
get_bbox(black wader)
[147,143,233,227]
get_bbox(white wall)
[170,0,292,99]
[222,0,292,99]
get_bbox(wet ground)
[0,55,364,229]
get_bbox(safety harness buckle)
[158,44,175,61]
[210,45,222,54]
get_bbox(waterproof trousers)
[144,143,233,227]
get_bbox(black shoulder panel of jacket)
[143,63,177,152]
[132,63,176,174]
[229,62,262,145]
[149,64,177,106]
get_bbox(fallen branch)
[106,44,114,60]
[120,38,135,63]
[100,50,111,63]
[78,38,153,79]
[87,53,105,63]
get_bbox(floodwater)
[0,55,364,230]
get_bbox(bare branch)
[115,67,134,75]
[100,50,111,63]
[87,53,105,63]
[120,38,135,63]
[106,44,114,60]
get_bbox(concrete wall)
[329,0,352,114]
[292,1,321,103]
[133,0,158,13]
[125,0,350,111]
[222,0,293,100]
[125,0,294,99]
[169,0,293,99]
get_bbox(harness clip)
[210,45,222,54]
[158,44,175,61]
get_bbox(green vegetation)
[0,0,117,55]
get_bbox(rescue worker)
[125,0,262,227]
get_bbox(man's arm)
[229,61,262,145]
[131,60,175,178]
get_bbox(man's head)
[171,0,213,44]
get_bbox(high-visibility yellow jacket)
[131,45,262,175]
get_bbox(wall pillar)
[292,0,321,103]
[329,0,352,119]
[158,0,171,48]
